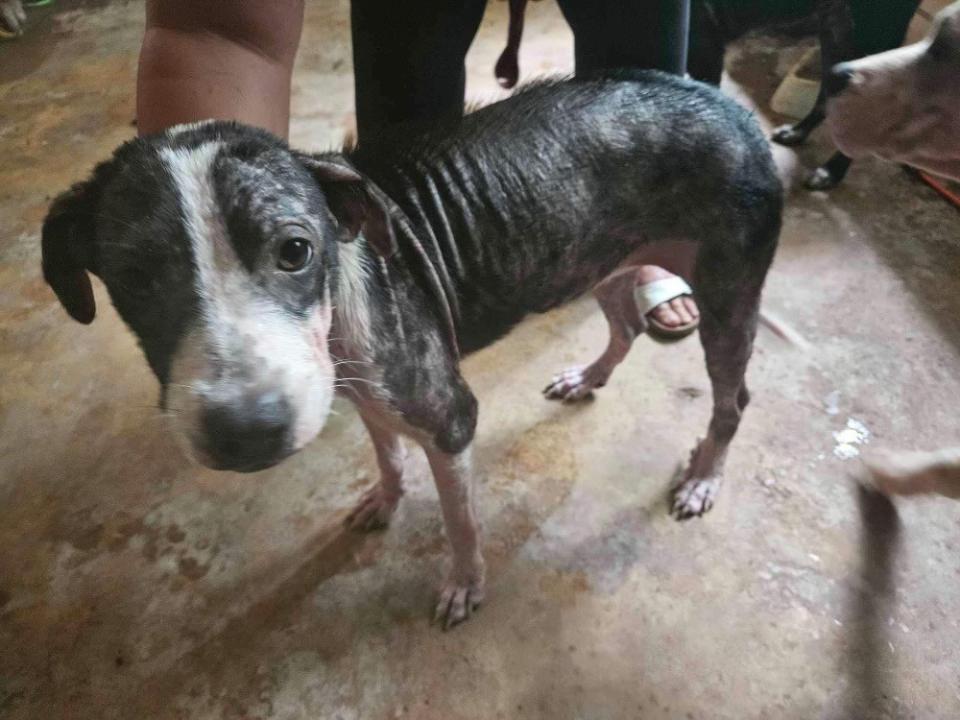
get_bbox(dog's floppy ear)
[41,175,102,324]
[300,154,398,258]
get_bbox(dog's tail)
[495,0,529,89]
[758,309,809,350]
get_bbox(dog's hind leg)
[672,227,777,520]
[543,267,648,402]
[805,150,853,190]
[771,100,827,147]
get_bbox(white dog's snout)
[165,315,335,470]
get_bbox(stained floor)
[1,2,959,719]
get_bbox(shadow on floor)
[837,485,901,719]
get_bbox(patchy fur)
[43,72,781,627]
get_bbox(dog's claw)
[543,365,601,402]
[345,486,401,532]
[434,581,484,630]
[671,476,720,520]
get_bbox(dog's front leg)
[346,414,407,531]
[425,444,485,630]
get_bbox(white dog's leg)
[862,447,960,499]
[346,415,407,531]
[425,444,485,630]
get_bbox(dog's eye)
[277,238,314,272]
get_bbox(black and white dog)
[42,72,781,627]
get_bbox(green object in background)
[24,0,55,7]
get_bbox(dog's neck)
[330,240,377,364]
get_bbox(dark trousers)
[351,0,691,144]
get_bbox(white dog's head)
[826,1,960,181]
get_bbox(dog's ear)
[41,175,104,324]
[299,154,398,258]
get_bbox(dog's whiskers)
[333,376,382,387]
[332,358,374,368]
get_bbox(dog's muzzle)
[197,389,295,472]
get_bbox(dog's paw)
[543,365,603,402]
[671,475,720,520]
[804,166,841,191]
[433,576,485,630]
[771,124,809,147]
[345,485,401,532]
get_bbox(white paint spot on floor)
[832,417,870,459]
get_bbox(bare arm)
[136,0,304,138]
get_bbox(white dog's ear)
[41,171,108,324]
[299,153,398,258]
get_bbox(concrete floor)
[2,2,959,718]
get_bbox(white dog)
[825,1,960,499]
[826,0,960,181]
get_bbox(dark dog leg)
[543,268,649,402]
[805,150,853,190]
[771,0,849,149]
[672,227,777,519]
[772,0,860,189]
[771,94,826,147]
[346,414,407,531]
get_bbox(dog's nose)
[824,64,854,96]
[201,391,292,471]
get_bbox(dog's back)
[348,72,781,351]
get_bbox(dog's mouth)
[200,446,297,474]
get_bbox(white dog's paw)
[543,365,604,402]
[345,485,401,532]
[672,475,721,520]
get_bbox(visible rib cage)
[348,72,781,353]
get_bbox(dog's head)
[825,1,960,180]
[42,121,395,472]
